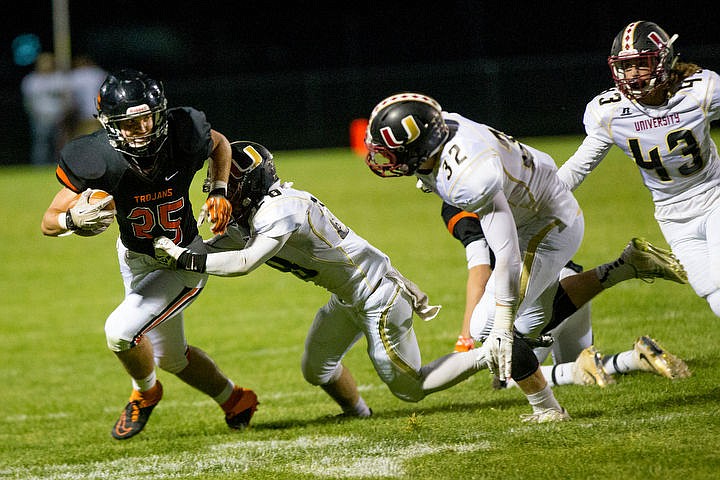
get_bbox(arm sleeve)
[478,191,520,309]
[465,239,491,268]
[556,133,613,191]
[205,224,249,252]
[204,232,290,276]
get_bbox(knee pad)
[105,314,135,353]
[511,333,540,381]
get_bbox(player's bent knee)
[104,310,137,352]
[511,335,540,381]
[301,357,339,386]
[104,326,134,352]
[390,389,424,403]
[384,375,425,402]
[706,290,720,317]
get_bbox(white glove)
[153,236,187,268]
[65,189,115,231]
[485,329,514,381]
[196,203,209,229]
[485,303,516,381]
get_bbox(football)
[69,189,116,210]
[70,189,116,237]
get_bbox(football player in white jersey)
[442,202,690,387]
[557,21,720,318]
[364,92,687,420]
[154,141,572,423]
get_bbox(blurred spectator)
[20,52,73,166]
[68,55,107,138]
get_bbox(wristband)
[58,211,77,231]
[208,181,227,197]
[177,251,207,273]
[493,303,516,332]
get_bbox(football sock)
[525,384,562,413]
[213,381,235,405]
[602,351,637,375]
[344,396,372,417]
[132,370,157,392]
[543,363,576,386]
[595,259,636,288]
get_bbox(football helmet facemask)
[96,69,169,158]
[220,141,279,223]
[365,93,449,177]
[608,21,678,101]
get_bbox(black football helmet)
[96,69,169,158]
[608,21,678,101]
[223,141,279,223]
[364,93,449,177]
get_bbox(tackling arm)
[154,232,290,276]
[556,126,613,191]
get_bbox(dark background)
[2,1,719,165]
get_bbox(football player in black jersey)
[41,69,258,439]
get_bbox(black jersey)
[56,107,213,256]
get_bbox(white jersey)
[558,69,720,211]
[212,183,394,306]
[416,113,582,326]
[419,112,579,228]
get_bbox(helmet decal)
[369,93,442,120]
[241,145,263,170]
[379,115,421,148]
[621,22,639,52]
[230,145,263,181]
[647,31,665,49]
[126,104,151,116]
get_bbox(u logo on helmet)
[380,115,421,147]
[230,145,263,180]
[242,145,263,171]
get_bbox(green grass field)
[1,134,719,479]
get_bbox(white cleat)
[520,407,571,423]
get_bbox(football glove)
[485,329,513,381]
[485,304,515,381]
[65,189,115,231]
[197,188,232,235]
[454,336,475,353]
[153,236,187,268]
